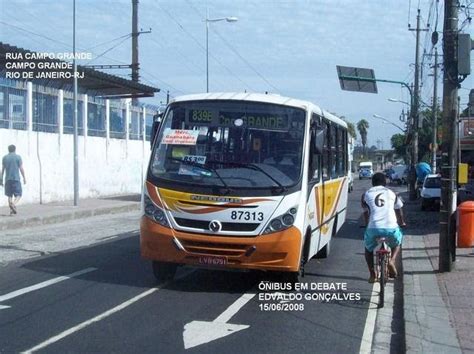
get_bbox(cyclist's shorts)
[364,227,403,252]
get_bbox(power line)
[0,20,72,49]
[153,2,255,91]
[85,33,132,51]
[184,0,279,92]
[0,19,182,97]
[87,35,131,64]
[211,27,281,93]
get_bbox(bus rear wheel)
[152,261,177,283]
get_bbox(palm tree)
[357,119,370,157]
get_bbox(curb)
[403,235,461,353]
[0,203,140,231]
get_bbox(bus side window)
[309,113,322,182]
[309,144,320,182]
[336,127,346,176]
[322,120,330,180]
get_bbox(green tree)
[347,122,357,140]
[418,107,443,162]
[389,107,443,164]
[357,119,369,156]
[391,133,407,162]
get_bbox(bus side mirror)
[150,113,163,149]
[312,129,325,154]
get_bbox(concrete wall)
[1,129,150,206]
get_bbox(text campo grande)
[4,52,90,80]
[6,52,92,60]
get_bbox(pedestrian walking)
[0,145,26,215]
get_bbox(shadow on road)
[19,233,262,294]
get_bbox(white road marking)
[183,292,256,349]
[359,282,379,354]
[24,287,158,353]
[23,270,193,353]
[0,267,97,309]
[372,282,395,352]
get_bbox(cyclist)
[361,172,407,283]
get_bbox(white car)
[420,174,441,210]
[390,165,408,185]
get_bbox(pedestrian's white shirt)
[362,186,403,229]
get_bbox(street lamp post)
[372,114,405,132]
[205,10,238,93]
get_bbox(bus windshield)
[150,100,306,192]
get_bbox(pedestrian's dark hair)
[8,145,15,153]
[372,172,386,186]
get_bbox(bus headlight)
[263,207,297,234]
[144,195,170,227]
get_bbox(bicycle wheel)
[379,255,387,308]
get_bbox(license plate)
[198,256,227,266]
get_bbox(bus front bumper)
[140,216,302,272]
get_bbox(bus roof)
[170,92,347,128]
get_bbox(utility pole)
[431,48,439,173]
[132,0,139,83]
[73,0,79,206]
[408,8,429,200]
[131,0,151,105]
[131,0,139,105]
[439,0,458,272]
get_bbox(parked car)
[420,174,441,210]
[359,168,373,180]
[390,165,408,185]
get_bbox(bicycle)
[374,237,391,308]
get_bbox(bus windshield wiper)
[167,157,230,190]
[207,160,287,193]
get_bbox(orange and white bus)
[140,93,349,282]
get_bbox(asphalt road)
[0,178,405,353]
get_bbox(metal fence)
[145,112,154,141]
[130,109,141,140]
[88,99,106,137]
[33,91,58,133]
[0,83,28,130]
[63,98,84,135]
[110,103,126,139]
[0,79,159,141]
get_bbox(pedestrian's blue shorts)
[5,180,22,197]
[364,227,403,252]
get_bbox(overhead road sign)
[336,65,377,93]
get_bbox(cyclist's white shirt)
[362,186,403,229]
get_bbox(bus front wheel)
[280,271,300,289]
[152,261,177,283]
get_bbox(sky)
[1,0,473,148]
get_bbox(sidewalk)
[0,194,141,231]
[402,193,473,353]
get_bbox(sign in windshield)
[151,100,306,194]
